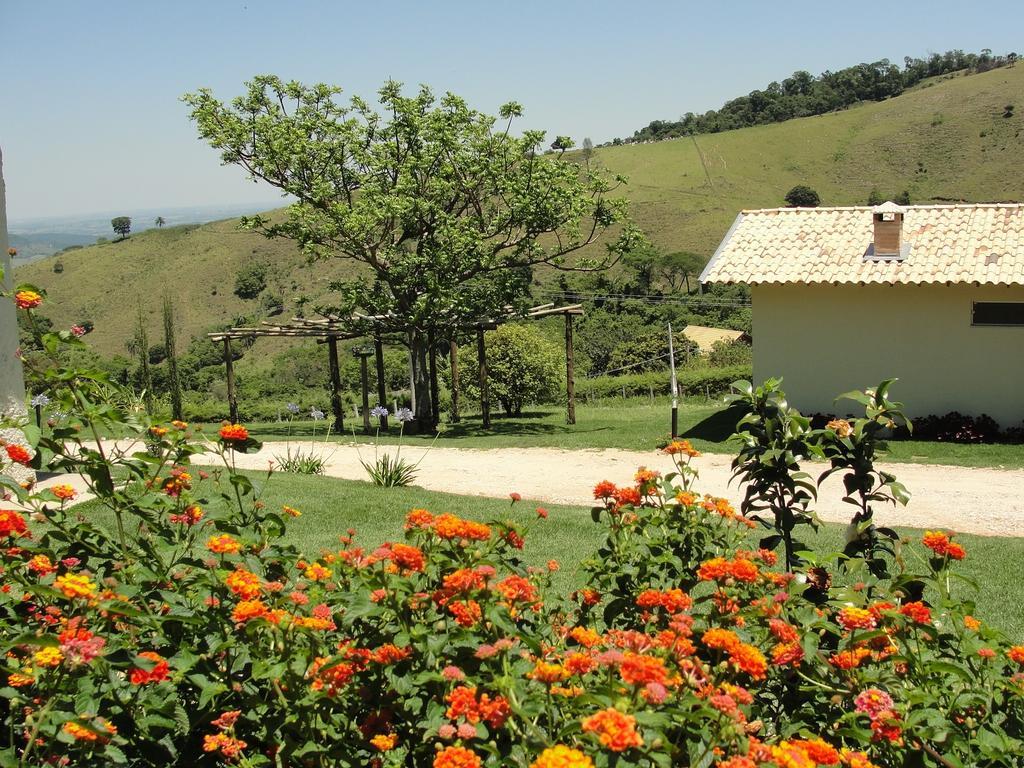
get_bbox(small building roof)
[700,203,1024,286]
[682,325,747,353]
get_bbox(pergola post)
[357,350,372,434]
[427,329,440,432]
[565,313,576,425]
[326,336,344,433]
[449,339,460,423]
[476,326,490,429]
[222,338,238,424]
[373,336,388,430]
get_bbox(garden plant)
[1,281,1023,767]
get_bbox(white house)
[700,202,1024,428]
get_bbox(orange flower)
[1007,645,1024,665]
[619,652,672,687]
[729,643,767,679]
[663,439,700,457]
[432,514,491,541]
[51,484,77,501]
[370,733,398,751]
[964,615,981,630]
[770,742,816,768]
[829,648,871,670]
[434,745,482,768]
[636,588,693,613]
[921,530,950,556]
[564,652,596,675]
[581,708,643,752]
[790,739,840,765]
[899,601,931,625]
[225,569,262,600]
[149,426,169,438]
[171,419,189,430]
[448,600,482,627]
[729,559,759,582]
[702,628,740,653]
[33,647,64,668]
[593,480,617,499]
[0,509,28,538]
[496,575,537,603]
[232,599,270,623]
[389,543,426,572]
[826,419,853,438]
[531,745,594,768]
[304,563,333,581]
[282,505,302,517]
[405,508,434,529]
[14,290,42,310]
[203,733,248,759]
[836,607,877,631]
[528,660,570,684]
[218,423,249,442]
[27,554,57,575]
[212,710,241,730]
[4,444,32,465]
[771,641,804,667]
[130,651,170,685]
[569,626,602,648]
[54,573,97,600]
[945,542,966,560]
[207,534,242,554]
[697,558,730,581]
[63,718,116,742]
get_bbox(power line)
[534,289,751,308]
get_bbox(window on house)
[972,302,1024,326]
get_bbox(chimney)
[868,201,907,260]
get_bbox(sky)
[3,0,1022,221]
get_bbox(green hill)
[17,65,1024,358]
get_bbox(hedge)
[578,365,751,400]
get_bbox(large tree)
[185,77,638,426]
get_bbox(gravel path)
[31,442,1024,537]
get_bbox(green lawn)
[199,399,1024,469]
[81,471,1024,640]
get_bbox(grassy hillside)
[17,65,1024,357]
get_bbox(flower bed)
[2,283,1023,767]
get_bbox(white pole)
[668,323,679,437]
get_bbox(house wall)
[752,283,1024,427]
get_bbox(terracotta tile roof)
[682,325,747,353]
[699,203,1024,286]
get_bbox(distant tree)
[582,137,594,163]
[134,310,154,415]
[657,251,706,294]
[867,188,885,206]
[52,260,64,274]
[163,295,183,420]
[784,185,820,207]
[894,190,911,205]
[550,135,575,152]
[111,216,132,240]
[155,216,166,227]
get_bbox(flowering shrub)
[2,281,1023,767]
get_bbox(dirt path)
[198,442,1024,537]
[29,441,1024,537]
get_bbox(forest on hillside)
[616,48,1018,144]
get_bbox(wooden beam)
[449,339,460,424]
[565,313,576,425]
[357,351,372,434]
[374,336,388,430]
[477,326,490,429]
[327,337,344,433]
[223,338,238,424]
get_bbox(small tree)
[784,185,820,207]
[581,137,594,163]
[134,309,154,415]
[111,216,132,240]
[155,216,166,227]
[455,325,562,417]
[162,296,183,421]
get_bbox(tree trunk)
[409,330,432,433]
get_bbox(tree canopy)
[185,76,639,425]
[111,216,131,240]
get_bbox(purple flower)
[370,405,389,418]
[394,407,414,423]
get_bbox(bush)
[606,329,700,375]
[707,338,751,367]
[52,260,64,274]
[234,262,267,299]
[457,324,563,416]
[4,296,1024,767]
[784,184,821,207]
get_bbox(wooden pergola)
[207,303,584,432]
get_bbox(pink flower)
[855,688,895,719]
[474,644,497,659]
[70,325,86,337]
[442,665,465,680]
[457,723,476,740]
[438,724,456,740]
[645,681,668,704]
[61,557,81,568]
[536,507,548,518]
[509,492,522,503]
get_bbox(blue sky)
[3,0,1022,220]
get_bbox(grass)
[200,399,1024,469]
[78,471,1024,640]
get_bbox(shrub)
[52,260,64,274]
[784,184,821,207]
[234,262,267,299]
[607,329,700,375]
[581,365,751,400]
[707,338,752,367]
